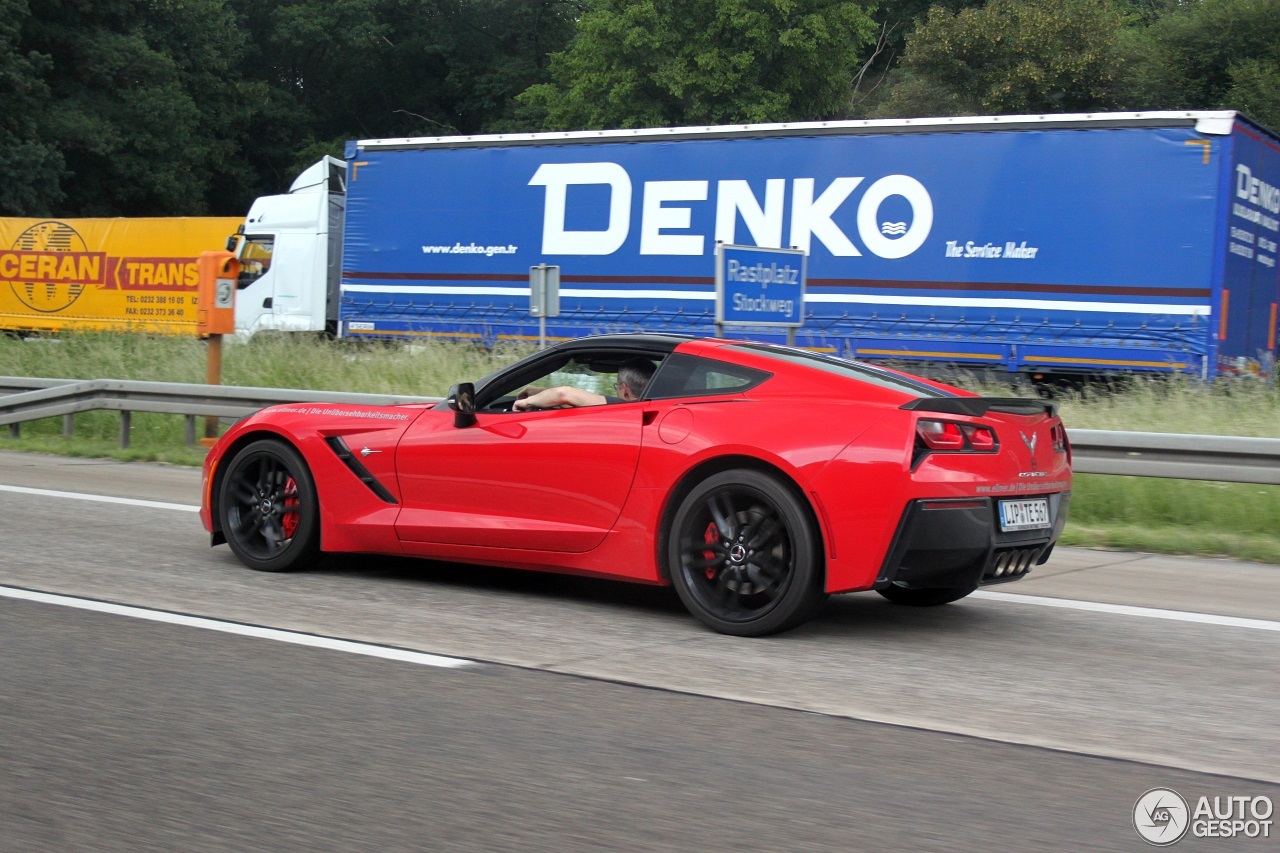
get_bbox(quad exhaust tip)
[987,548,1041,579]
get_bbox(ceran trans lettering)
[0,251,104,284]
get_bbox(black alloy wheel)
[219,439,320,572]
[667,469,825,636]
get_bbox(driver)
[513,357,655,410]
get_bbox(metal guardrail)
[0,377,439,448]
[2,377,1280,483]
[1068,429,1280,484]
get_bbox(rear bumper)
[875,491,1070,591]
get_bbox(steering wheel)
[482,395,518,413]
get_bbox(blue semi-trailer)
[227,111,1280,379]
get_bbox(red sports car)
[201,334,1071,636]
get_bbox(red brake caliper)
[281,477,300,538]
[703,522,719,579]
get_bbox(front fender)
[202,403,431,552]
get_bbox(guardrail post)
[8,423,17,439]
[63,414,74,437]
[204,335,222,443]
[184,415,196,447]
[119,411,131,449]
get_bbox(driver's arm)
[513,385,607,410]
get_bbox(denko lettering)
[529,163,933,259]
[1236,164,1280,214]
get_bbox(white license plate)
[998,499,1051,531]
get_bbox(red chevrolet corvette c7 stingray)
[201,334,1071,635]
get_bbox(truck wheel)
[219,439,320,572]
[876,585,975,606]
[667,470,826,636]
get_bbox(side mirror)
[447,382,477,428]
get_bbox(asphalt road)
[2,450,1278,851]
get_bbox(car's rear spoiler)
[900,397,1057,417]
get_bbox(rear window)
[646,353,770,400]
[725,344,952,398]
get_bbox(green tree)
[850,0,985,113]
[1225,59,1280,132]
[16,0,254,216]
[518,0,879,130]
[1118,0,1280,131]
[0,0,64,215]
[231,0,577,193]
[870,0,1132,118]
[3,0,576,216]
[419,0,580,134]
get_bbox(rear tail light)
[916,420,966,450]
[1050,422,1070,462]
[915,419,998,453]
[966,425,997,452]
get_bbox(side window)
[237,236,274,288]
[478,352,662,412]
[646,353,770,400]
[541,362,611,396]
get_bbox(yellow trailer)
[0,217,242,335]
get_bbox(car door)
[393,402,645,553]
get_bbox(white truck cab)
[228,156,345,335]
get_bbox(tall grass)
[3,333,1279,562]
[1052,375,1280,437]
[1058,476,1280,563]
[0,331,530,395]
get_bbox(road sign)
[529,264,561,318]
[715,244,806,328]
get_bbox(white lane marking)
[0,585,477,670]
[975,590,1280,632]
[0,483,199,513]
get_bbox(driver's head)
[616,357,656,401]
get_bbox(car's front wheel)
[218,439,320,572]
[667,469,826,636]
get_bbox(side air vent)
[324,437,398,504]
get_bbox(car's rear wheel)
[219,439,320,572]
[876,585,975,606]
[667,469,825,636]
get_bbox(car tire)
[219,438,320,572]
[876,585,976,606]
[667,469,826,636]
